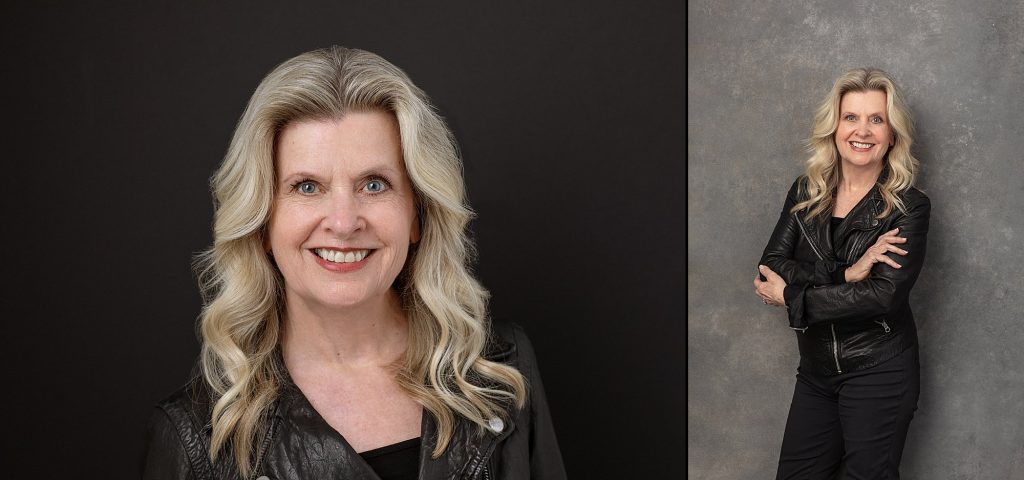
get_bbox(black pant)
[776,345,920,480]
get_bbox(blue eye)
[365,178,389,193]
[871,116,884,124]
[844,114,856,121]
[296,181,317,194]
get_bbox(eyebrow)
[355,166,401,178]
[279,166,402,183]
[841,111,887,117]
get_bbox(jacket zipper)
[794,213,826,261]
[875,319,891,333]
[796,212,842,373]
[830,323,842,374]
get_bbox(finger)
[877,254,902,269]
[879,234,908,244]
[886,245,909,256]
[759,265,778,279]
[877,228,903,241]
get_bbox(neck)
[281,289,409,369]
[839,162,884,193]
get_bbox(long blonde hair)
[193,46,526,476]
[793,67,919,220]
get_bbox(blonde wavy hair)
[793,67,919,220]
[193,46,527,476]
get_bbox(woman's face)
[834,89,894,170]
[267,110,420,313]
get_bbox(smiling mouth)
[850,141,875,149]
[312,248,372,264]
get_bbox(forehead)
[840,90,888,112]
[275,110,404,173]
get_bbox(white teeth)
[851,141,874,148]
[314,248,370,264]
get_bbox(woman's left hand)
[753,265,787,306]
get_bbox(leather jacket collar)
[144,322,568,480]
[796,169,887,264]
[259,336,521,480]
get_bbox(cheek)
[267,205,310,249]
[835,125,851,142]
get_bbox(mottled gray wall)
[687,0,1024,478]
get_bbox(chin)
[841,155,880,168]
[305,286,378,310]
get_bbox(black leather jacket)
[759,174,930,376]
[142,322,567,479]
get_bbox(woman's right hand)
[844,228,909,282]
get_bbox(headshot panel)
[3,1,683,478]
[688,1,1024,479]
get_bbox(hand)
[844,227,908,282]
[754,265,787,306]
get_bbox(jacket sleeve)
[142,407,196,480]
[510,325,568,480]
[759,178,848,287]
[785,192,930,329]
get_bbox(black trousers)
[776,345,920,480]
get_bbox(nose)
[322,189,365,236]
[854,120,873,138]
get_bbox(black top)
[359,437,421,480]
[831,216,844,243]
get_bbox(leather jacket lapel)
[418,410,516,479]
[262,332,521,480]
[794,210,835,262]
[265,384,383,480]
[418,332,519,479]
[833,186,882,243]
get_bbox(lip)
[848,141,874,153]
[310,248,374,273]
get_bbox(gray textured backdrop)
[687,0,1024,478]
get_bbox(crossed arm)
[752,181,930,329]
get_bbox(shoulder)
[143,377,214,479]
[155,376,214,425]
[893,185,930,218]
[902,186,930,206]
[487,320,540,376]
[786,175,809,202]
[148,376,216,453]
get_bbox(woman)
[143,46,566,480]
[753,68,929,479]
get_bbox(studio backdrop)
[3,1,683,477]
[688,0,1024,478]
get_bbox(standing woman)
[143,46,566,479]
[753,68,930,479]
